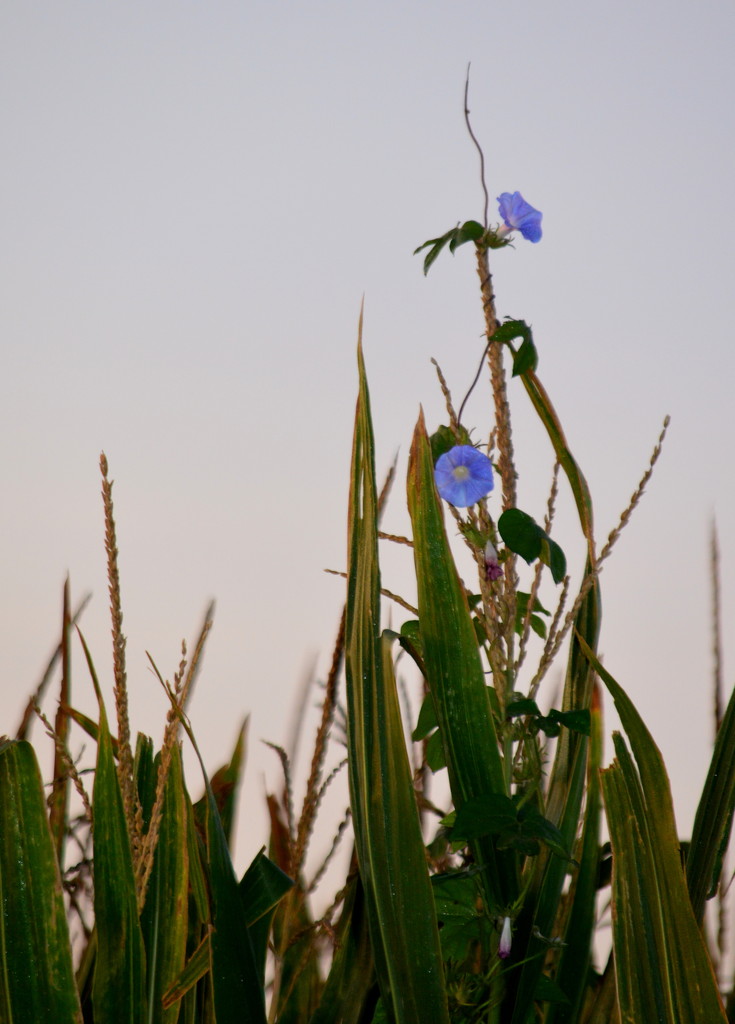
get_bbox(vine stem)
[464,65,489,229]
[462,75,519,695]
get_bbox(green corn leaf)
[240,849,294,987]
[0,739,82,1024]
[191,719,248,849]
[270,889,321,1024]
[581,639,727,1022]
[161,937,209,1011]
[601,752,670,1019]
[178,719,268,1024]
[509,571,600,1024]
[309,873,377,1024]
[208,792,267,1021]
[518,368,595,548]
[546,684,604,1024]
[345,327,450,1024]
[184,790,209,926]
[407,408,517,912]
[90,692,148,1023]
[75,627,148,1023]
[162,846,292,1013]
[687,678,735,921]
[139,743,189,1024]
[239,847,293,927]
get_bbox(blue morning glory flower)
[434,445,494,507]
[497,191,543,243]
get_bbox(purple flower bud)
[484,541,503,581]
[499,916,512,959]
[497,191,543,243]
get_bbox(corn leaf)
[309,872,377,1024]
[139,743,189,1024]
[177,717,268,1024]
[546,683,604,1023]
[582,639,727,1022]
[509,571,600,1023]
[407,408,517,912]
[161,937,209,1011]
[518,368,594,548]
[239,849,293,986]
[687,679,735,921]
[89,684,147,1022]
[0,739,82,1024]
[345,329,450,1024]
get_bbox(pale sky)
[3,1,735,879]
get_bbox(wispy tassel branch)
[100,452,143,866]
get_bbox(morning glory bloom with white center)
[497,191,543,243]
[434,445,494,507]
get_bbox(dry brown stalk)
[527,574,572,701]
[265,742,297,876]
[317,869,355,944]
[306,804,351,895]
[544,460,561,535]
[325,571,418,616]
[292,610,346,876]
[474,244,519,675]
[431,357,461,436]
[474,245,516,511]
[710,519,727,968]
[15,591,91,740]
[529,572,587,698]
[515,559,546,676]
[378,586,418,616]
[48,577,72,862]
[711,520,724,731]
[177,602,215,712]
[595,415,670,570]
[529,417,669,696]
[292,461,398,882]
[516,462,561,675]
[377,530,413,546]
[135,621,215,910]
[34,703,93,822]
[100,452,142,864]
[273,462,397,1001]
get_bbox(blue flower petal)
[434,445,494,507]
[497,191,543,243]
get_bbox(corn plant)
[3,96,735,1024]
